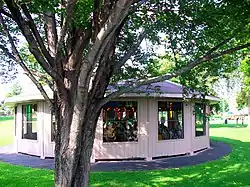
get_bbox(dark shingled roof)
[136,81,184,94]
[107,80,190,94]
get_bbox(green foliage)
[0,82,21,114]
[236,87,249,110]
[72,0,92,29]
[19,0,60,13]
[151,0,249,94]
[211,99,229,114]
[111,0,249,88]
[5,81,22,98]
[240,56,250,85]
[19,46,51,85]
[147,55,176,77]
[236,54,250,109]
[1,0,250,91]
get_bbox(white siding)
[94,99,144,159]
[15,99,210,159]
[16,102,42,156]
[43,102,55,157]
[192,104,210,152]
[154,100,191,157]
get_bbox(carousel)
[5,80,219,161]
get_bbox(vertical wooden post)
[13,105,18,153]
[143,99,152,161]
[146,99,157,161]
[39,102,45,159]
[185,102,194,156]
[206,105,210,149]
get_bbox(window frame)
[21,103,38,140]
[194,103,207,137]
[102,100,138,143]
[157,101,184,141]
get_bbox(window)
[22,104,37,140]
[103,101,138,142]
[195,103,206,136]
[158,101,184,140]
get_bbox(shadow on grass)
[91,137,250,187]
[210,123,248,128]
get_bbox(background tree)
[0,81,22,115]
[236,54,250,110]
[5,81,22,98]
[0,0,250,186]
[236,88,249,110]
[210,98,229,114]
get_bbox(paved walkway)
[0,141,231,172]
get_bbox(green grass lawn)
[0,120,250,186]
[0,117,14,146]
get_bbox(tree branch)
[93,0,101,32]
[67,29,91,69]
[204,34,236,56]
[113,30,146,73]
[208,43,250,59]
[21,4,54,65]
[44,12,58,57]
[0,13,53,108]
[77,0,133,102]
[29,69,54,90]
[4,0,64,87]
[86,0,133,65]
[0,8,12,18]
[102,42,250,105]
[55,0,78,57]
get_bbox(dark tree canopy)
[1,0,250,89]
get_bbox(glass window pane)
[195,103,206,136]
[22,104,37,140]
[103,101,138,142]
[158,101,184,140]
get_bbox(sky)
[0,83,11,101]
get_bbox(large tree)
[0,0,250,186]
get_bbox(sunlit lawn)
[0,119,249,186]
[0,117,14,146]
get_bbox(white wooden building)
[5,80,219,161]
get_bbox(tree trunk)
[54,96,102,187]
[53,24,114,186]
